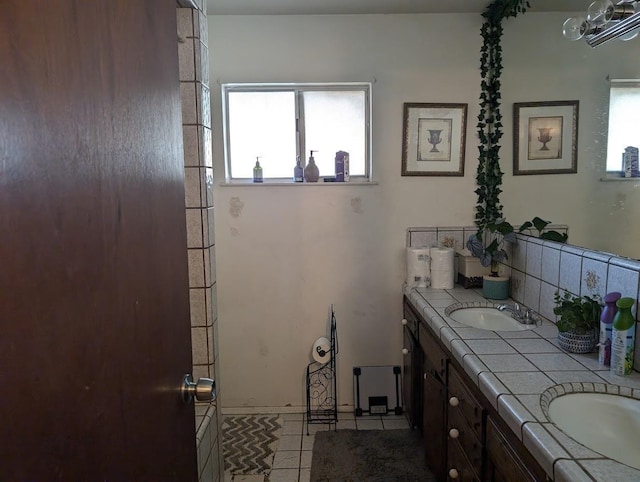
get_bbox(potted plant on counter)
[553,291,602,353]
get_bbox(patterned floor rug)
[222,415,283,477]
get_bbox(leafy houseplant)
[553,291,602,353]
[467,216,568,276]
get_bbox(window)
[606,79,640,172]
[221,83,372,181]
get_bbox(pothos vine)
[475,0,530,233]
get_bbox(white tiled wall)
[178,2,223,481]
[407,226,640,373]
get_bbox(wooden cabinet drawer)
[447,402,483,475]
[447,437,480,482]
[419,322,447,382]
[448,367,484,441]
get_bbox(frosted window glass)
[303,91,366,176]
[607,83,640,172]
[228,91,296,178]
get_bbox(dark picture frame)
[401,103,467,176]
[514,100,579,175]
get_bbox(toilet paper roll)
[430,247,455,289]
[406,247,431,288]
[312,337,331,364]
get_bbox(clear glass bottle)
[253,157,263,183]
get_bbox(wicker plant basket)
[557,329,598,354]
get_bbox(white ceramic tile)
[495,372,555,394]
[515,394,547,422]
[523,353,588,371]
[462,354,489,384]
[553,460,593,482]
[282,421,303,435]
[478,354,538,372]
[272,451,300,469]
[382,418,410,429]
[579,459,640,481]
[478,372,509,409]
[497,394,536,439]
[188,249,205,287]
[178,38,195,81]
[183,125,199,167]
[546,371,607,384]
[190,288,206,327]
[184,167,202,208]
[539,281,558,323]
[181,82,197,124]
[409,230,437,248]
[581,256,608,300]
[512,240,527,271]
[544,423,601,458]
[355,418,383,430]
[452,327,500,340]
[465,339,518,355]
[506,338,561,353]
[510,269,525,304]
[191,326,208,365]
[524,275,541,312]
[268,469,299,481]
[526,241,542,279]
[436,229,464,250]
[541,245,561,286]
[450,339,472,366]
[559,251,582,296]
[606,263,640,303]
[277,434,302,451]
[522,423,570,477]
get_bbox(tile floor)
[223,412,411,482]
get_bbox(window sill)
[600,176,640,182]
[219,179,378,187]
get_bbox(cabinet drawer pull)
[448,428,459,439]
[401,318,408,325]
[449,396,459,407]
[449,468,459,479]
[402,348,409,355]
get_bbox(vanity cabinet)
[447,366,484,481]
[401,305,422,430]
[419,318,448,482]
[403,296,547,482]
[486,415,548,482]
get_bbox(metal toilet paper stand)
[305,306,338,435]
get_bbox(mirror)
[499,12,640,260]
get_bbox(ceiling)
[206,0,586,16]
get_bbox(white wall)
[208,12,640,411]
[209,14,482,410]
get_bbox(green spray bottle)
[610,297,635,376]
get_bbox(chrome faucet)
[497,303,538,325]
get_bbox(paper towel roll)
[406,247,431,288]
[312,337,331,364]
[430,247,454,289]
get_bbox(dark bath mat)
[310,429,436,482]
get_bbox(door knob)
[401,318,408,325]
[402,348,409,355]
[181,374,216,404]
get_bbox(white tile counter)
[405,285,640,482]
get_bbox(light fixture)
[563,0,640,47]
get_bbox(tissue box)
[456,250,487,288]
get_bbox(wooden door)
[0,1,198,480]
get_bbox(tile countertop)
[404,285,640,482]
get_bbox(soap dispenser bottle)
[293,156,304,182]
[253,157,263,183]
[610,297,635,376]
[304,150,320,182]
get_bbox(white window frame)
[606,79,640,175]
[221,82,372,182]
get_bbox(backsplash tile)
[407,226,640,373]
[541,245,560,285]
[558,250,582,296]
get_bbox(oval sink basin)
[445,304,534,331]
[548,393,640,469]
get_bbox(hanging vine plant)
[468,0,530,273]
